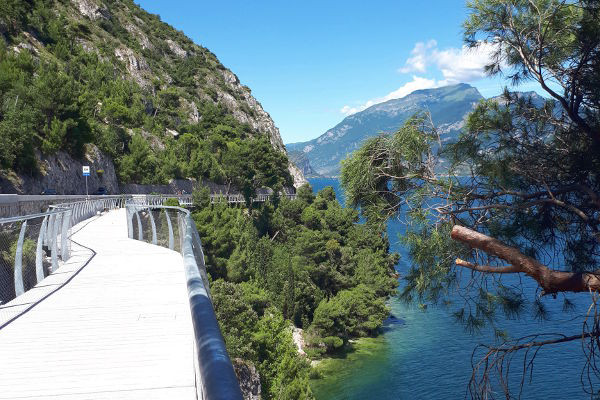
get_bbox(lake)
[308,177,595,400]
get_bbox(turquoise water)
[308,178,594,400]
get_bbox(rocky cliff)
[0,0,305,193]
[288,150,319,178]
[0,145,119,195]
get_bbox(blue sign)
[82,166,90,177]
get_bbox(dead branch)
[451,225,600,294]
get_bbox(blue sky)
[135,0,537,144]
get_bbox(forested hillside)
[191,184,399,399]
[0,0,304,194]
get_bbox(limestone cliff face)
[0,0,305,193]
[69,0,304,186]
[287,150,318,178]
[0,146,119,195]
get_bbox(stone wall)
[0,145,118,195]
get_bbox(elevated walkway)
[0,209,196,399]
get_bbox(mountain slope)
[0,0,305,193]
[287,150,319,177]
[287,83,484,176]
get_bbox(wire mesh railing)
[0,191,294,312]
[0,198,127,323]
[0,192,297,220]
[0,194,246,398]
[126,203,243,400]
[0,210,68,310]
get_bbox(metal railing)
[0,198,124,313]
[126,203,243,400]
[135,193,297,206]
[0,195,126,218]
[0,194,254,398]
[0,192,297,218]
[0,209,67,307]
[1,197,244,398]
[0,191,297,306]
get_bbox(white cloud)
[339,40,498,117]
[398,39,437,73]
[398,40,497,84]
[340,76,439,116]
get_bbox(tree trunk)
[451,225,600,294]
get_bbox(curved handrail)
[126,203,243,400]
[0,198,128,308]
[2,197,244,398]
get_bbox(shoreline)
[308,336,388,397]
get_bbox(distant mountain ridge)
[287,83,485,176]
[287,150,320,177]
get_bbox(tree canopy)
[0,0,292,196]
[194,184,399,399]
[341,0,600,398]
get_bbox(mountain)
[286,83,484,176]
[0,0,305,194]
[287,150,320,177]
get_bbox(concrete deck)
[0,209,196,399]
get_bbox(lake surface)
[308,177,595,400]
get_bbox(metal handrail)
[0,198,128,309]
[0,208,66,224]
[1,195,254,398]
[0,192,297,218]
[126,203,243,400]
[0,190,295,306]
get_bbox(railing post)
[35,216,48,283]
[126,206,133,239]
[51,213,59,272]
[148,208,157,245]
[178,213,184,250]
[164,209,174,250]
[61,210,71,261]
[14,220,27,297]
[135,209,143,241]
[45,213,55,248]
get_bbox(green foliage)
[310,285,389,350]
[212,280,313,400]
[192,186,211,209]
[117,134,159,184]
[0,0,292,195]
[194,186,398,398]
[340,114,436,225]
[340,0,600,360]
[193,202,244,279]
[163,198,180,207]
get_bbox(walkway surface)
[0,209,196,399]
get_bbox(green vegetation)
[309,336,387,392]
[0,0,291,198]
[341,0,600,397]
[162,198,180,207]
[194,184,399,399]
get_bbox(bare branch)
[451,225,600,294]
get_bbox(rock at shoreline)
[292,326,307,356]
[233,358,261,400]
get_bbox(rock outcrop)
[0,145,118,195]
[233,359,261,400]
[1,0,305,193]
